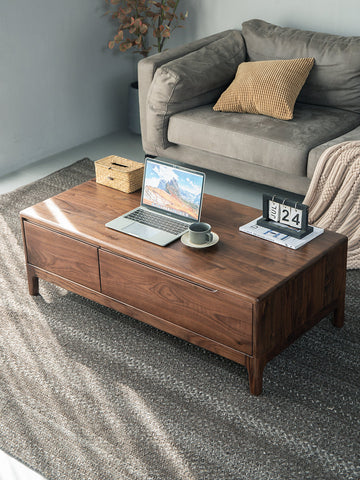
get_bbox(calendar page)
[239,217,324,249]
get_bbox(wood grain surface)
[100,249,253,354]
[23,221,100,291]
[20,179,346,300]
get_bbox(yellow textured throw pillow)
[213,58,314,120]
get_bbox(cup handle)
[206,232,213,243]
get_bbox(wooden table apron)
[20,180,347,395]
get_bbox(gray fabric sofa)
[138,19,360,195]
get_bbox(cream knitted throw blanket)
[304,141,360,269]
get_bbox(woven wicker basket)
[95,155,144,193]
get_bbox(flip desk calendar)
[257,194,313,239]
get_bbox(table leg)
[27,266,39,296]
[246,357,265,396]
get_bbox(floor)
[0,451,45,480]
[0,129,303,479]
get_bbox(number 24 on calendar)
[268,200,303,228]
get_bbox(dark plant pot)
[128,81,141,135]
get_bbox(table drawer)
[23,221,100,291]
[99,250,253,354]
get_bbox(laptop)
[105,157,206,246]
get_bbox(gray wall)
[0,0,135,177]
[179,0,360,40]
[1,0,359,177]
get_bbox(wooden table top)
[20,179,346,302]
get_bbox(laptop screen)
[141,158,205,221]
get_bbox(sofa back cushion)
[146,30,246,150]
[242,19,360,114]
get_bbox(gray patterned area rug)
[0,159,359,480]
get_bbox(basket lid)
[95,155,144,172]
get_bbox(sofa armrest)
[307,124,360,178]
[138,30,245,154]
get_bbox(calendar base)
[256,217,314,239]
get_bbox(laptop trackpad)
[122,222,160,239]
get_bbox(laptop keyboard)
[125,209,189,235]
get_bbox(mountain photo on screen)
[142,161,204,220]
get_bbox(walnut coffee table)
[20,180,347,395]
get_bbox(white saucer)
[181,231,219,249]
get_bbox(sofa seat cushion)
[167,103,360,176]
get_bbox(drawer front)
[24,221,100,291]
[99,250,253,354]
